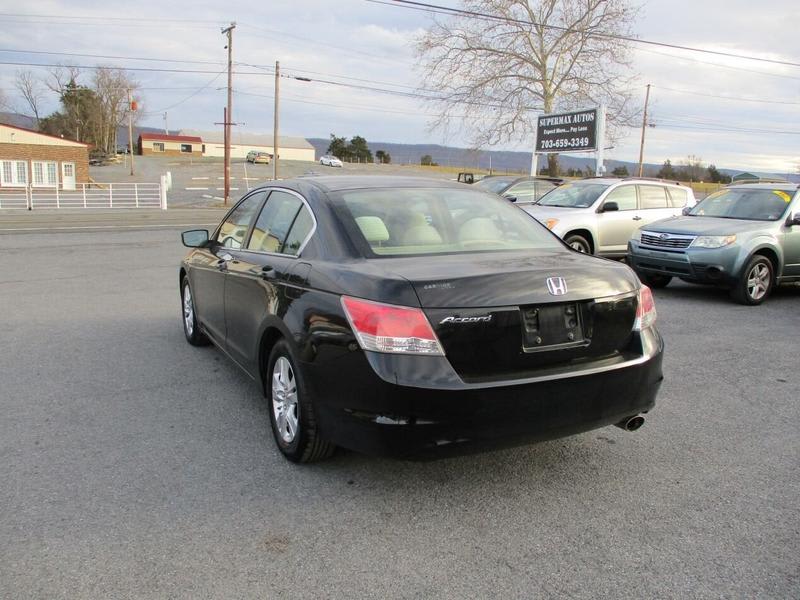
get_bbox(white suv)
[523,178,696,256]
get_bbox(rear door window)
[247,190,303,253]
[602,185,637,211]
[282,206,315,256]
[667,187,689,207]
[215,191,266,248]
[504,181,537,203]
[638,185,669,209]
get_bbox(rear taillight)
[341,296,444,355]
[633,285,657,331]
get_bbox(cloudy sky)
[0,0,798,172]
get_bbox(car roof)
[725,182,798,192]
[269,175,465,193]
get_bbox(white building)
[179,130,316,162]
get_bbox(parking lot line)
[216,187,239,191]
[185,187,209,190]
[191,177,210,180]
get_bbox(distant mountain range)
[2,113,795,182]
[308,137,799,181]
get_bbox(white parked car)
[320,155,343,167]
[523,178,696,256]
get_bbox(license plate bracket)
[520,303,586,352]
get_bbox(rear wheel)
[731,255,773,305]
[639,273,672,289]
[267,340,335,463]
[564,233,591,254]
[181,277,210,346]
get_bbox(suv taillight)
[633,285,657,331]
[341,296,444,355]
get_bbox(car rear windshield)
[689,188,794,221]
[536,182,609,208]
[335,188,563,256]
[473,177,516,194]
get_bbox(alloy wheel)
[183,284,194,335]
[272,357,299,443]
[746,263,770,301]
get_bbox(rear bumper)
[628,241,737,284]
[305,329,664,458]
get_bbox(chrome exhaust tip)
[615,415,645,432]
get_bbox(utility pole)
[638,84,651,178]
[273,60,280,181]
[221,22,236,205]
[127,88,135,176]
[163,112,168,134]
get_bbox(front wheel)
[267,340,335,463]
[731,255,773,305]
[181,277,210,346]
[564,233,591,254]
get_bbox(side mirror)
[504,195,518,203]
[182,229,209,248]
[682,207,692,216]
[787,212,800,227]
[600,201,619,213]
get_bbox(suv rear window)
[335,188,562,256]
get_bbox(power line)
[635,47,800,81]
[654,86,800,106]
[0,59,269,76]
[369,0,800,68]
[142,71,226,115]
[0,12,223,23]
[0,48,226,67]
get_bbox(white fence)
[0,181,167,210]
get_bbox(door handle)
[216,253,233,270]
[632,216,643,221]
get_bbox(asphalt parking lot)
[1,215,798,599]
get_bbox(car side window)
[247,190,303,254]
[505,181,537,203]
[282,206,315,256]
[666,187,689,208]
[215,191,266,248]
[638,185,668,209]
[603,185,637,211]
[534,180,557,199]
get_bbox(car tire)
[640,273,672,288]
[181,277,210,346]
[564,233,591,254]
[730,255,774,306]
[267,340,335,463]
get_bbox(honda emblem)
[546,276,568,296]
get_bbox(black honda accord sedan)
[179,176,663,462]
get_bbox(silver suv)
[523,178,696,257]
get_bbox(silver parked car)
[523,178,696,257]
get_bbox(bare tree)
[682,154,705,182]
[0,87,10,112]
[416,0,639,174]
[14,70,47,126]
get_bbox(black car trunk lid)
[384,251,640,381]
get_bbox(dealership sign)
[536,108,598,153]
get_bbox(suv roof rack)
[728,178,790,185]
[581,176,684,186]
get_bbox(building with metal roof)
[179,130,315,161]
